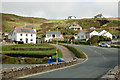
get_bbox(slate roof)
[46,31,61,35]
[85,31,93,34]
[9,27,36,35]
[97,30,104,33]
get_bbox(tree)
[87,35,99,44]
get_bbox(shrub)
[63,45,86,58]
[42,57,49,63]
[88,35,99,44]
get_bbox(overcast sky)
[1,0,119,19]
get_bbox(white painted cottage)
[8,27,36,44]
[45,31,63,42]
[97,30,112,39]
[85,30,99,40]
[69,22,82,30]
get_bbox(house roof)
[85,31,93,34]
[69,23,82,28]
[46,31,61,35]
[9,27,36,35]
[97,30,104,33]
[97,30,107,33]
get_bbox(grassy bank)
[63,45,86,58]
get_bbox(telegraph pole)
[56,27,58,63]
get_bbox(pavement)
[19,44,118,78]
[50,44,75,61]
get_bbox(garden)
[1,44,62,64]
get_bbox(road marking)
[18,52,88,79]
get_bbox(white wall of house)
[45,34,62,42]
[17,33,36,44]
[102,32,112,39]
[69,27,82,30]
[8,31,17,41]
[98,30,107,35]
[89,31,99,38]
[8,31,36,44]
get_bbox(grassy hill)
[1,13,120,36]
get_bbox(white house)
[75,31,86,40]
[68,16,76,19]
[45,31,63,42]
[97,30,112,39]
[69,22,82,30]
[90,27,96,30]
[8,27,36,44]
[85,30,99,40]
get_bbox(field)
[2,44,62,64]
[2,13,120,37]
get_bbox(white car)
[99,43,111,48]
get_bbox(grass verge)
[63,45,86,58]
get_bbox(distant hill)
[1,13,120,37]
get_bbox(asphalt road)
[20,45,118,78]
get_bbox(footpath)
[50,44,75,61]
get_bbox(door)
[26,38,28,43]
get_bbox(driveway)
[20,44,118,78]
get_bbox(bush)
[74,40,89,45]
[42,57,49,63]
[88,35,112,44]
[63,45,86,58]
[88,35,99,44]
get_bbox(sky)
[1,0,119,19]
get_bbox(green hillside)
[1,13,120,36]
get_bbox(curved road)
[21,45,118,78]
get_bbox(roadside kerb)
[1,60,77,79]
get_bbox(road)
[20,45,118,78]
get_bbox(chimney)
[32,27,34,29]
[14,26,16,28]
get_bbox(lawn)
[2,43,63,64]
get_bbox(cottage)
[45,31,63,42]
[75,31,86,40]
[68,16,76,19]
[69,22,82,30]
[97,30,112,39]
[90,27,96,30]
[8,27,36,44]
[85,30,99,40]
[94,14,103,18]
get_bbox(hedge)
[63,45,86,58]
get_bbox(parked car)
[99,43,111,48]
[47,58,67,64]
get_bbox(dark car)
[47,58,67,64]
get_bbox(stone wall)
[1,60,77,79]
[100,66,120,80]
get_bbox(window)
[26,34,28,36]
[81,35,84,38]
[20,38,22,41]
[31,39,33,41]
[78,36,80,39]
[20,34,22,36]
[31,34,33,36]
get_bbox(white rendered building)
[8,27,36,44]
